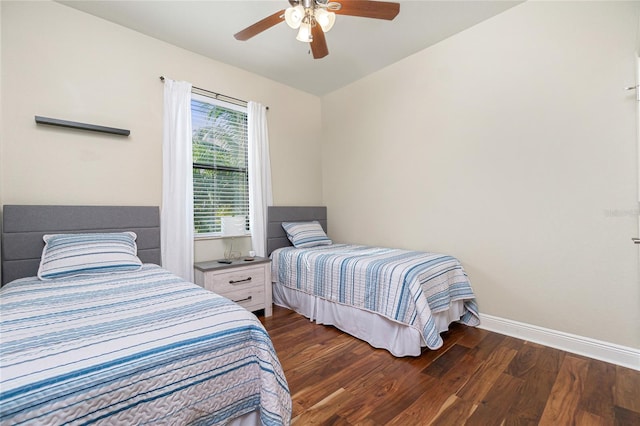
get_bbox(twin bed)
[0,205,291,426]
[0,204,479,424]
[267,206,479,357]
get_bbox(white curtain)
[161,78,194,281]
[248,101,273,258]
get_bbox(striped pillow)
[282,221,332,248]
[37,232,143,280]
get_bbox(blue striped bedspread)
[271,244,480,349]
[0,264,291,425]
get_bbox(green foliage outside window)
[192,97,249,235]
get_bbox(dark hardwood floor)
[259,306,640,425]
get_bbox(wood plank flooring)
[259,306,640,425]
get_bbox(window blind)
[191,93,249,236]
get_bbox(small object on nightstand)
[244,257,254,261]
[217,259,233,264]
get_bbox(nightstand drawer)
[203,265,265,294]
[221,286,265,311]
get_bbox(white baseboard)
[478,314,640,371]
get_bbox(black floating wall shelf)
[35,116,130,136]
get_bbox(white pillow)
[38,232,143,280]
[282,221,332,248]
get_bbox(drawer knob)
[233,295,252,303]
[229,277,252,284]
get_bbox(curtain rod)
[159,76,268,110]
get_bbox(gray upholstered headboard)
[267,206,327,256]
[1,205,161,285]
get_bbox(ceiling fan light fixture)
[284,5,305,29]
[296,20,313,42]
[314,8,335,32]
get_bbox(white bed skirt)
[272,282,466,357]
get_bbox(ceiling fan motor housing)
[293,0,331,9]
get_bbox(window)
[191,93,249,237]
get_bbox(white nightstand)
[194,257,272,317]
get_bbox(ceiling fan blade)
[334,1,400,20]
[310,24,329,59]
[234,9,286,41]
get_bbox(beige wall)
[0,1,323,261]
[322,1,640,349]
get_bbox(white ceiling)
[57,0,523,96]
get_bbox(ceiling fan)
[234,0,400,59]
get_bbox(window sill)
[194,234,251,241]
